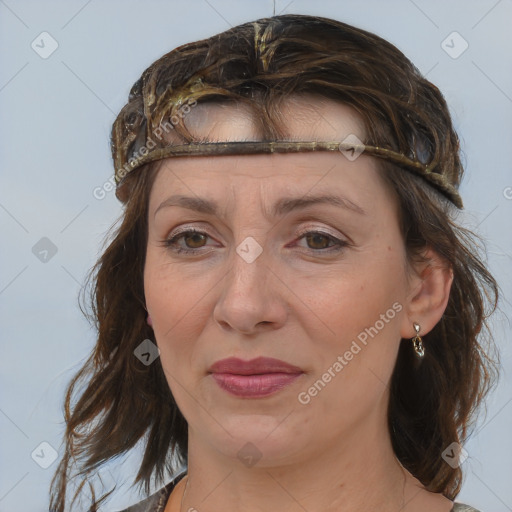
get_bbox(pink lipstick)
[208,357,304,398]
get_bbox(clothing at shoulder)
[451,503,482,512]
[115,472,187,512]
[116,476,481,512]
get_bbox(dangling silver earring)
[412,322,425,358]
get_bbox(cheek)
[298,253,405,341]
[143,249,215,370]
[296,251,407,405]
[145,244,204,319]
[294,267,405,425]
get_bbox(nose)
[212,239,288,335]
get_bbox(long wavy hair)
[49,14,500,511]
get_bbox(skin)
[143,95,454,512]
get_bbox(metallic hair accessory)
[114,140,463,208]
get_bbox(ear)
[399,247,454,339]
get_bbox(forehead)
[148,95,391,215]
[180,93,367,141]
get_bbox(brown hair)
[49,14,500,511]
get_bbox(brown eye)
[162,229,213,254]
[304,233,333,250]
[183,232,208,248]
[295,230,348,254]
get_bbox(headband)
[113,140,463,208]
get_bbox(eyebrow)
[154,193,366,219]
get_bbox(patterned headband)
[113,139,463,208]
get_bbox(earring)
[411,322,424,358]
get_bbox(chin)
[198,415,309,465]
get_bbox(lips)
[208,357,304,398]
[208,356,303,375]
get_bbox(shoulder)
[115,471,187,512]
[451,503,482,512]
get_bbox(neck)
[179,416,451,512]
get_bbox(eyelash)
[160,227,349,255]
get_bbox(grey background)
[0,0,511,511]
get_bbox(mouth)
[208,357,304,398]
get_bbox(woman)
[49,14,499,512]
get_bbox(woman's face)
[144,96,415,466]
